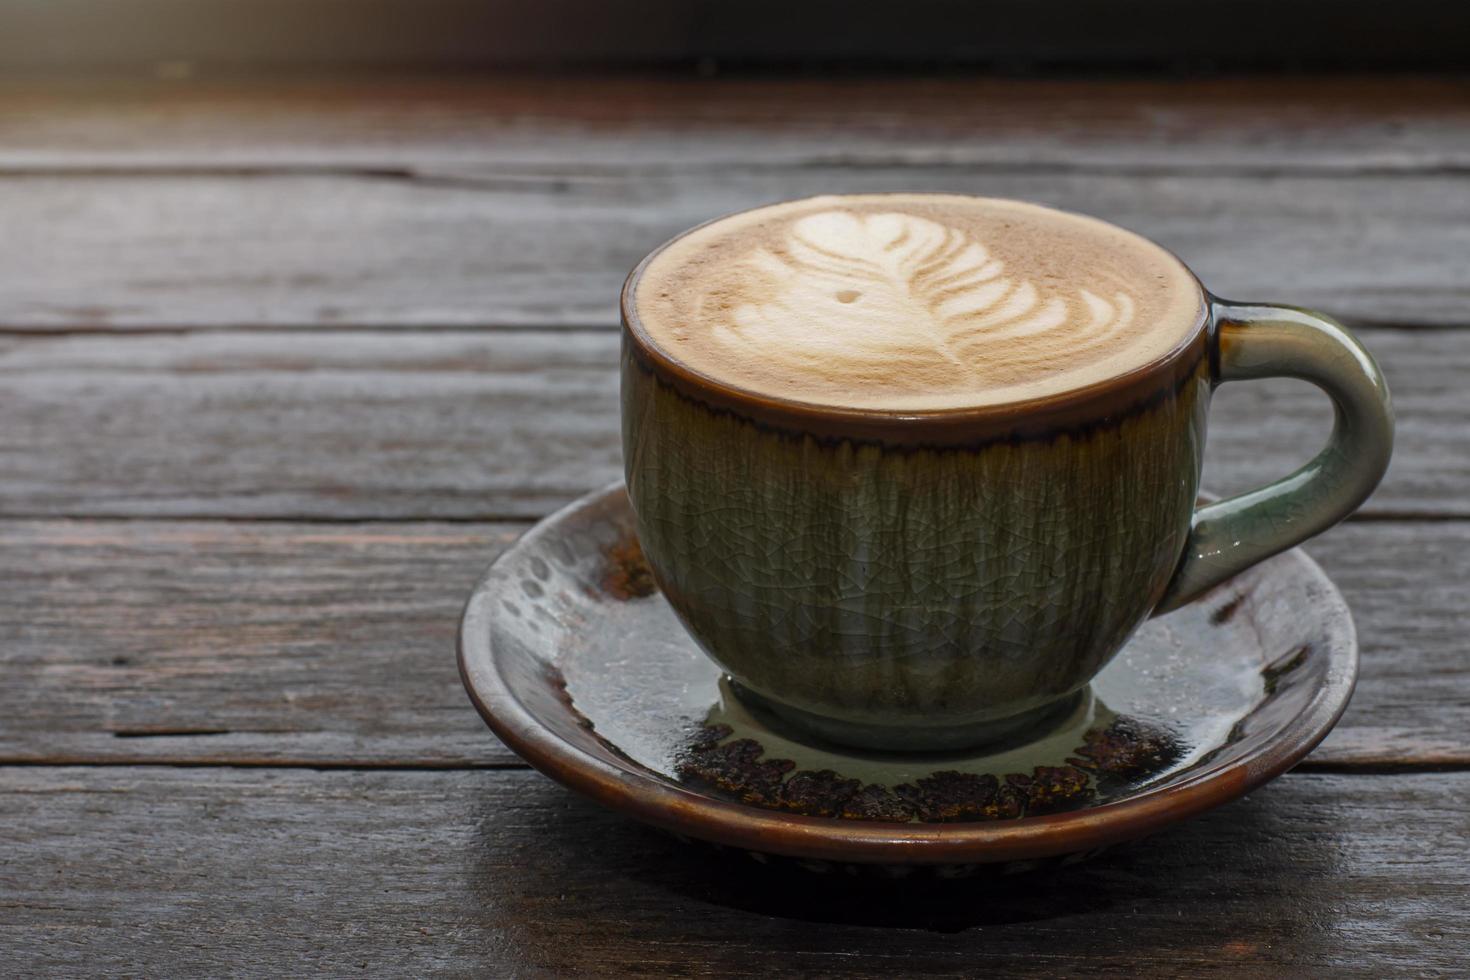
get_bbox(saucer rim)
[458,481,1358,865]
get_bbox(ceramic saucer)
[459,482,1357,875]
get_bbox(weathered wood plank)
[0,327,1451,519]
[2,766,1466,976]
[0,170,1465,331]
[0,331,619,519]
[0,518,1460,768]
[4,76,1468,172]
[0,521,523,767]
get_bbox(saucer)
[459,482,1357,875]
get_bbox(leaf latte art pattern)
[634,194,1205,410]
[714,210,1141,389]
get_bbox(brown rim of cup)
[619,197,1214,447]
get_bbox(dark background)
[5,0,1470,74]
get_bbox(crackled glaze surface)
[457,482,1358,872]
[622,345,1212,749]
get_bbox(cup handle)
[1154,300,1394,614]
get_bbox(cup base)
[728,682,1087,754]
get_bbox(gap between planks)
[0,757,1464,774]
[0,317,1464,337]
[0,757,531,772]
[5,160,1470,180]
[0,511,1463,525]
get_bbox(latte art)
[633,195,1204,411]
[720,210,1140,387]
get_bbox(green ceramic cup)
[620,199,1393,752]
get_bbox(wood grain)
[3,77,1466,332]
[0,517,1461,769]
[1,73,1463,976]
[0,520,522,767]
[5,76,1468,173]
[0,170,1466,331]
[2,765,1466,976]
[0,327,1451,519]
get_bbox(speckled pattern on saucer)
[459,482,1358,876]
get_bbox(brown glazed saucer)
[458,482,1357,876]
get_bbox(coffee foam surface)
[632,195,1204,412]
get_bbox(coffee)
[632,194,1205,411]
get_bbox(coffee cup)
[620,194,1392,752]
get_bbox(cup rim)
[620,193,1213,445]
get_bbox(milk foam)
[633,195,1203,411]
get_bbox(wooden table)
[3,74,1468,976]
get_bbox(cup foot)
[728,682,1086,754]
